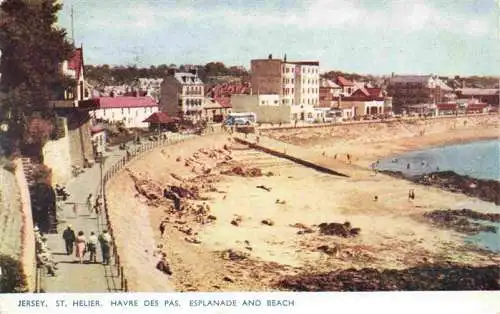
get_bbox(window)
[128,108,131,114]
[144,108,147,113]
[103,109,106,116]
[274,100,278,104]
[261,101,265,105]
[121,108,124,114]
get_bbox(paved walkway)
[41,133,192,292]
[43,146,127,292]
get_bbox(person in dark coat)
[98,230,113,265]
[62,225,76,255]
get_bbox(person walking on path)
[86,193,93,214]
[159,221,167,238]
[93,196,102,215]
[75,231,87,264]
[62,225,76,255]
[98,230,113,265]
[87,232,98,263]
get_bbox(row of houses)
[386,74,499,114]
[13,46,498,186]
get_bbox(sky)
[56,0,500,76]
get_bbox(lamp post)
[97,154,108,200]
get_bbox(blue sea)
[376,139,500,252]
[374,140,500,180]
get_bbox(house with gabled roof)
[160,70,205,123]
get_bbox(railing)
[98,133,193,292]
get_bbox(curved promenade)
[39,133,191,292]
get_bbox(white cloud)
[80,0,494,39]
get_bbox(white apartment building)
[293,62,320,120]
[251,56,320,122]
[86,96,158,128]
[160,71,205,122]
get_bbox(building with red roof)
[335,76,356,96]
[80,96,159,128]
[143,112,180,131]
[205,82,250,118]
[59,45,91,107]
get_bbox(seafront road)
[43,146,127,292]
[42,133,190,292]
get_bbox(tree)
[0,0,73,144]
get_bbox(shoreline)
[370,134,499,169]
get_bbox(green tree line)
[85,62,248,87]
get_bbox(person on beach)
[75,231,86,264]
[87,232,98,263]
[62,225,76,255]
[156,253,173,275]
[86,193,93,213]
[346,154,351,164]
[408,189,415,201]
[407,163,411,169]
[98,230,113,265]
[159,221,167,238]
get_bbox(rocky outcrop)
[278,264,500,291]
[380,170,500,205]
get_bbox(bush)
[2,161,17,173]
[0,254,28,293]
[32,164,52,185]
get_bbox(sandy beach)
[106,115,499,292]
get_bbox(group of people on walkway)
[35,226,58,276]
[62,225,113,265]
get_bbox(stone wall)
[14,159,35,292]
[0,160,35,291]
[67,113,93,167]
[43,117,72,184]
[0,168,23,258]
[43,112,94,185]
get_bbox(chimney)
[268,53,272,60]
